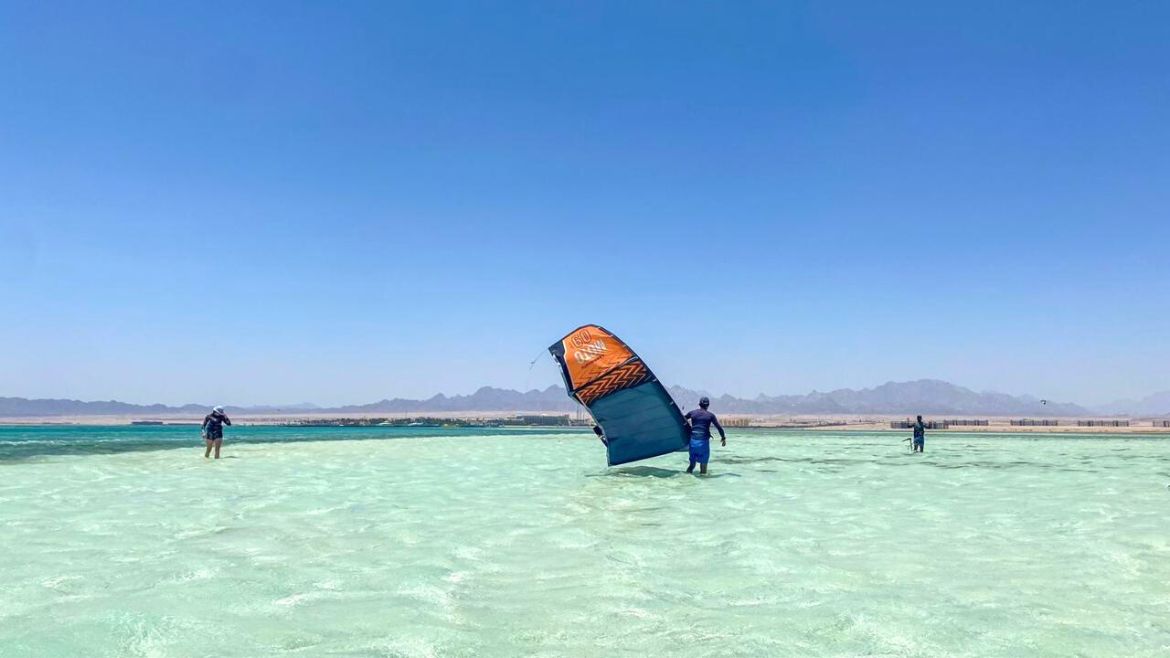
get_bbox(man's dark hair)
[917,415,923,421]
[699,396,710,408]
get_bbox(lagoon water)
[2,425,1168,657]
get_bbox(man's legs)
[204,439,213,458]
[213,438,222,459]
[686,459,696,474]
[693,440,710,475]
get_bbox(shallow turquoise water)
[2,427,1168,657]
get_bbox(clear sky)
[2,1,1167,407]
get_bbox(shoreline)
[1,412,1167,434]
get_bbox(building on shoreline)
[1077,420,1130,427]
[890,420,988,429]
[890,420,947,430]
[511,415,570,426]
[1012,419,1060,427]
[288,414,573,428]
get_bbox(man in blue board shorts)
[912,415,926,453]
[685,397,726,475]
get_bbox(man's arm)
[223,416,232,426]
[713,415,726,442]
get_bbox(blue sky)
[2,1,1167,406]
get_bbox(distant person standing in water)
[912,415,926,453]
[201,406,231,459]
[685,397,726,475]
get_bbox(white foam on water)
[273,592,314,608]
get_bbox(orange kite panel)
[559,325,637,391]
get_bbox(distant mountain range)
[665,380,1095,416]
[4,379,1162,417]
[1099,391,1170,417]
[0,398,212,417]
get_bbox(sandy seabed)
[2,429,1169,657]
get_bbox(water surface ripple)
[1,428,1167,656]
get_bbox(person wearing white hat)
[201,406,232,459]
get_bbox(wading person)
[912,415,926,453]
[201,406,231,459]
[685,397,726,475]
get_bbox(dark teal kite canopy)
[549,325,688,466]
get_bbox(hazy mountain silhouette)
[330,386,572,413]
[1099,391,1170,416]
[667,379,1088,416]
[0,380,1098,416]
[0,398,209,417]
